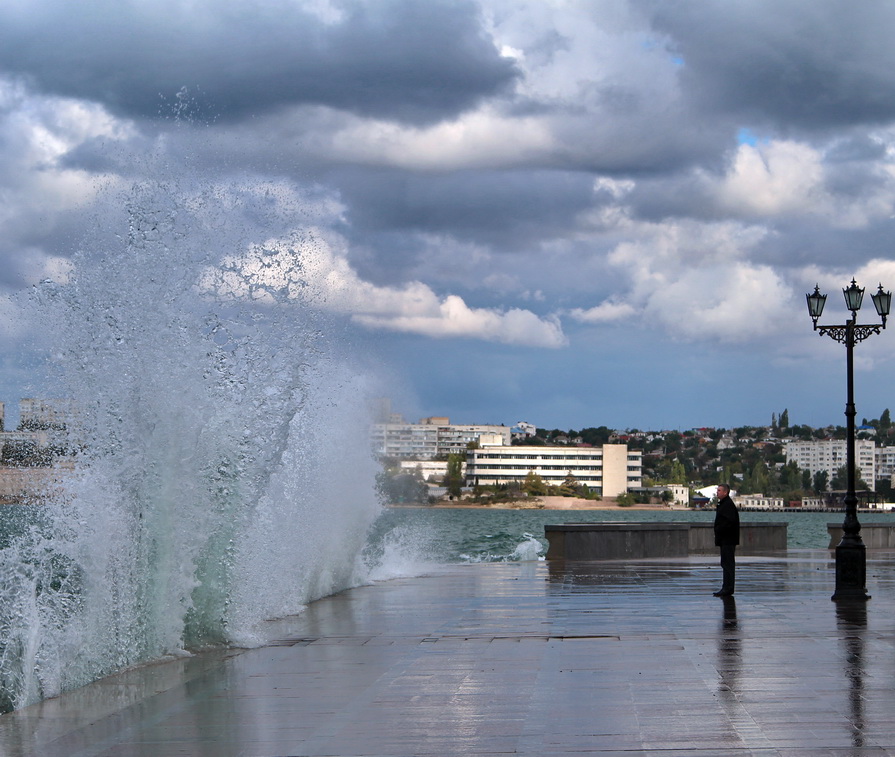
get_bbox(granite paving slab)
[3,551,895,756]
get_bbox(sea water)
[364,507,871,568]
[0,167,383,712]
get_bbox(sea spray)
[0,171,382,710]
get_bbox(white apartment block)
[464,443,641,498]
[876,446,895,483]
[371,419,512,459]
[785,439,877,487]
[19,398,78,429]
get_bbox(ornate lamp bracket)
[816,324,883,345]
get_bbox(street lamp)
[806,279,891,600]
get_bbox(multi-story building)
[371,418,512,459]
[18,398,77,429]
[464,443,641,497]
[785,439,877,487]
[875,446,895,484]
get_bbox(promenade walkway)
[3,551,895,756]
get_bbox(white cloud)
[570,218,795,342]
[0,82,133,250]
[642,262,791,342]
[718,140,828,217]
[326,106,554,170]
[355,295,566,348]
[204,232,567,348]
[593,176,636,200]
[568,300,636,323]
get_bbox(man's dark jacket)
[714,495,740,546]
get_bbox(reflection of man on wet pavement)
[716,596,739,707]
[713,484,739,596]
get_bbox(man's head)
[717,484,730,498]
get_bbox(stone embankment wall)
[827,523,895,549]
[545,521,788,560]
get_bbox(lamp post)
[806,279,891,600]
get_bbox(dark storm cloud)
[0,0,519,125]
[645,0,895,131]
[761,222,895,270]
[337,167,596,246]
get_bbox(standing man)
[713,484,739,597]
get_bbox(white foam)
[0,171,382,710]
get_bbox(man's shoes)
[713,589,734,596]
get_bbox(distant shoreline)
[391,495,679,511]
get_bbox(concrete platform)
[4,551,895,756]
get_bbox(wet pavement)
[3,550,895,756]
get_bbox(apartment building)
[876,446,895,483]
[464,443,641,498]
[785,439,877,486]
[371,418,512,459]
[18,398,77,429]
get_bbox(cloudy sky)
[2,0,895,432]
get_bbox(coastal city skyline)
[1,3,895,430]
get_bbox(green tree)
[880,409,892,439]
[670,459,687,485]
[748,461,770,494]
[615,492,635,507]
[779,408,789,429]
[376,469,428,505]
[443,453,465,497]
[831,465,870,491]
[813,470,829,494]
[790,424,814,441]
[559,471,582,497]
[523,470,548,496]
[0,441,53,467]
[778,461,802,493]
[579,426,612,446]
[664,432,683,453]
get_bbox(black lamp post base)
[832,540,870,601]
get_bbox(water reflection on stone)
[716,596,740,704]
[835,601,867,750]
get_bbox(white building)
[696,485,739,500]
[371,418,512,459]
[398,459,450,482]
[464,443,641,498]
[875,446,895,483]
[18,398,78,429]
[738,493,785,510]
[666,484,690,507]
[785,439,877,487]
[511,421,538,441]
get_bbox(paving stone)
[4,551,895,755]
